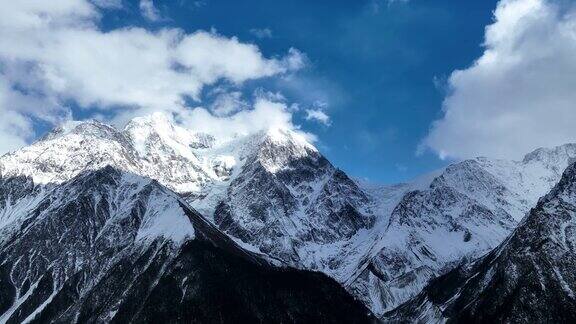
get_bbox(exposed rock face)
[212,133,374,265]
[2,113,576,318]
[347,149,576,315]
[0,167,373,323]
[386,161,576,323]
[0,115,378,290]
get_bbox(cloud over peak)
[0,0,307,154]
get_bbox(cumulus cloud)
[421,0,576,160]
[0,0,306,154]
[178,98,310,142]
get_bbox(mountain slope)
[0,167,373,323]
[211,128,375,267]
[3,114,576,317]
[347,146,576,315]
[0,115,380,283]
[386,160,576,323]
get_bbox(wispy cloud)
[92,0,123,9]
[305,109,331,126]
[303,101,331,126]
[369,0,409,14]
[250,28,273,39]
[208,90,249,117]
[139,0,161,21]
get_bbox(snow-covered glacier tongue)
[2,113,576,320]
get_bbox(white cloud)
[208,91,248,116]
[250,28,273,39]
[0,80,34,153]
[139,0,161,21]
[303,101,331,126]
[92,0,122,9]
[178,98,311,142]
[0,113,31,154]
[279,48,307,72]
[305,109,331,126]
[0,0,306,154]
[421,0,576,160]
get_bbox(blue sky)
[3,0,576,185]
[127,0,497,183]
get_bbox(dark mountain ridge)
[385,161,576,323]
[0,166,374,323]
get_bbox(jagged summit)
[0,114,376,322]
[0,114,315,188]
[522,142,576,164]
[386,160,576,322]
[124,113,212,156]
[346,144,576,316]
[40,119,111,141]
[0,120,138,185]
[4,112,576,319]
[543,158,576,203]
[0,165,373,323]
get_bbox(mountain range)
[386,156,576,322]
[1,113,576,322]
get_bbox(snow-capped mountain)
[0,114,379,281]
[2,113,576,319]
[386,160,576,323]
[0,165,372,322]
[348,147,576,315]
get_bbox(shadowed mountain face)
[385,161,576,323]
[0,167,374,323]
[3,116,576,317]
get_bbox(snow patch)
[136,191,195,243]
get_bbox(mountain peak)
[262,127,316,150]
[124,111,175,133]
[522,143,576,164]
[249,127,320,174]
[544,160,576,202]
[42,118,120,142]
[386,159,576,323]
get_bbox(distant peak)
[125,111,174,129]
[260,127,317,152]
[41,119,120,142]
[545,160,576,199]
[522,143,576,163]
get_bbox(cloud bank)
[422,0,576,160]
[179,97,305,142]
[0,0,307,153]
